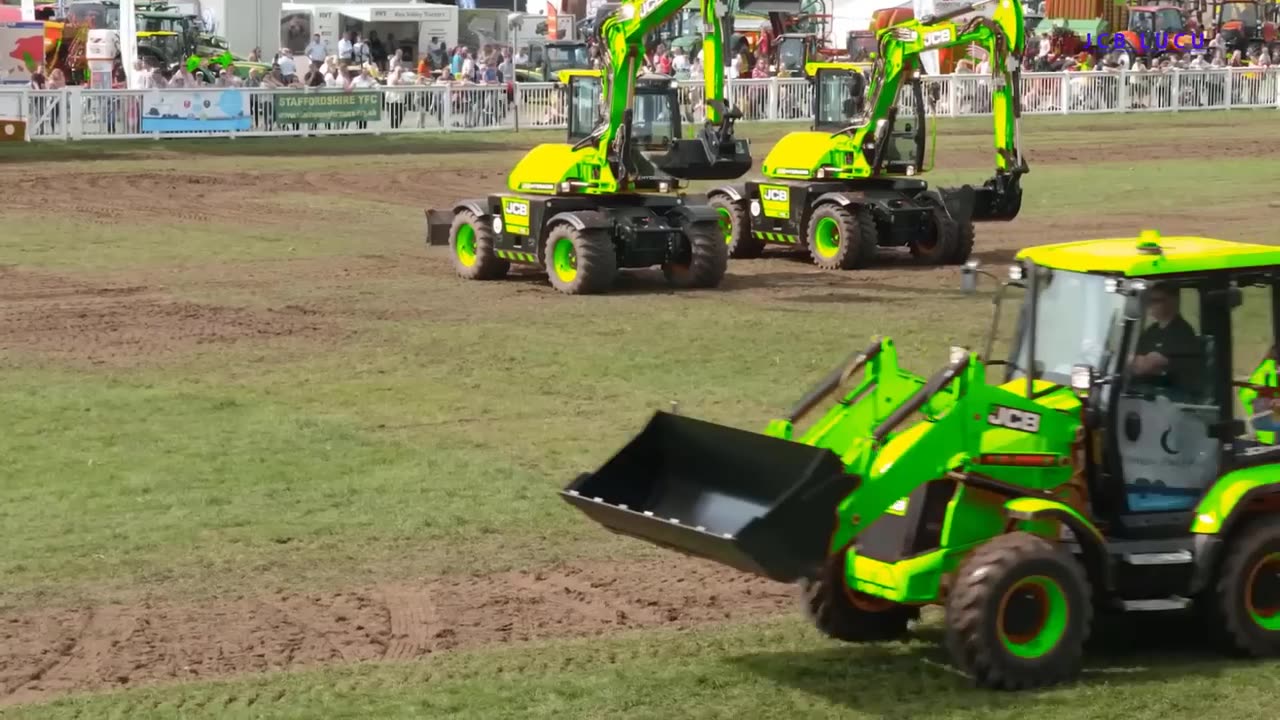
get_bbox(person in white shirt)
[277,48,297,79]
[671,46,689,75]
[305,33,327,64]
[460,53,476,82]
[1037,32,1050,59]
[338,32,354,66]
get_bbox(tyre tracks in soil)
[0,557,796,708]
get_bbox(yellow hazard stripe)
[752,231,799,244]
[495,250,539,263]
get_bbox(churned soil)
[0,557,796,707]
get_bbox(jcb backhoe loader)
[563,230,1280,689]
[424,0,754,295]
[707,0,1028,270]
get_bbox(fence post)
[67,87,82,140]
[443,85,453,133]
[1119,70,1129,112]
[767,76,779,121]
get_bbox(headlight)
[949,346,969,365]
[658,181,670,193]
[559,181,573,193]
[492,217,503,233]
[1007,264,1024,281]
[750,199,761,217]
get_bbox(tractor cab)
[811,64,927,176]
[811,65,867,131]
[567,71,751,185]
[970,233,1280,541]
[543,40,591,82]
[1213,0,1278,55]
[775,33,819,75]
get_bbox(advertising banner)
[273,91,382,123]
[1,21,45,85]
[141,89,252,132]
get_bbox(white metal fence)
[3,67,1278,142]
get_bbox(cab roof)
[1015,232,1280,277]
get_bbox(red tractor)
[1114,1,1203,62]
[1212,0,1278,57]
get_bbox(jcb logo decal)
[924,28,953,46]
[763,188,788,202]
[987,405,1041,434]
[504,200,529,217]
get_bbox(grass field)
[3,110,1280,719]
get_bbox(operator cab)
[985,237,1280,540]
[566,72,752,185]
[812,64,928,177]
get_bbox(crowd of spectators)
[20,24,1280,136]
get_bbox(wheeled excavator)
[424,0,754,295]
[708,0,1029,270]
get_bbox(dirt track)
[1,128,1276,707]
[0,557,794,706]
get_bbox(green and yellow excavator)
[425,0,755,295]
[708,0,1028,270]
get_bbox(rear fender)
[425,200,489,246]
[707,185,745,202]
[813,191,869,208]
[1004,496,1113,593]
[666,204,721,228]
[1188,471,1280,594]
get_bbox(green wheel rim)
[552,236,578,283]
[813,216,841,259]
[455,223,477,267]
[716,207,733,245]
[1246,551,1280,630]
[997,575,1069,659]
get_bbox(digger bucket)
[425,209,454,246]
[561,411,859,583]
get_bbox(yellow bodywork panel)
[506,143,612,195]
[760,131,861,178]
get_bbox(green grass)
[11,615,1280,720]
[3,109,1280,715]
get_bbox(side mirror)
[961,260,980,294]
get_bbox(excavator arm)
[590,0,751,187]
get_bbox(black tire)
[801,551,916,642]
[663,222,728,289]
[543,220,617,295]
[910,205,960,265]
[944,532,1092,690]
[950,215,976,265]
[805,203,877,270]
[935,186,977,264]
[1211,516,1280,657]
[708,194,764,259]
[449,209,509,280]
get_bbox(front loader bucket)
[425,209,453,246]
[561,411,858,583]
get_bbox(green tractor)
[562,231,1280,688]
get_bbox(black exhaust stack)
[561,411,860,583]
